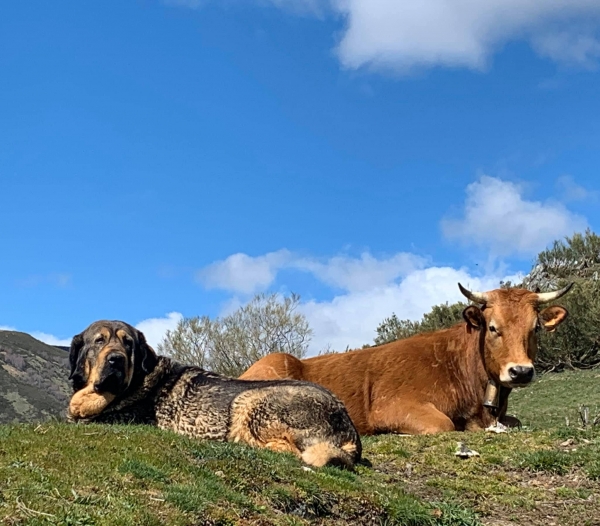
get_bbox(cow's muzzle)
[507,365,534,386]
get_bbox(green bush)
[374,302,467,346]
[528,230,600,370]
[536,278,600,370]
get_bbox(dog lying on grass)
[67,320,361,468]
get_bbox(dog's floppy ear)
[68,332,85,380]
[135,329,158,373]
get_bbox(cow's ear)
[135,329,158,373]
[539,306,568,332]
[68,332,85,380]
[463,306,483,332]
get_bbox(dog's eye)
[95,336,105,345]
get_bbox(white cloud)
[167,0,600,72]
[441,176,588,257]
[1,313,183,352]
[300,266,509,355]
[30,332,72,347]
[197,250,425,295]
[135,312,184,349]
[0,325,72,347]
[196,250,292,294]
[332,1,600,72]
[293,252,425,291]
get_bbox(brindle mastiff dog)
[67,320,361,468]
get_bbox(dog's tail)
[301,439,359,469]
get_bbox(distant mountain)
[0,331,71,424]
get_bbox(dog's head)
[67,320,157,420]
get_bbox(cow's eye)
[489,325,501,336]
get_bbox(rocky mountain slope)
[0,331,70,423]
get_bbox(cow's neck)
[444,323,495,421]
[470,325,513,422]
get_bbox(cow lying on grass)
[67,320,361,468]
[240,284,573,435]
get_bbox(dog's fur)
[67,320,361,468]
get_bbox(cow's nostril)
[509,365,534,383]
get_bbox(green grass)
[510,368,600,429]
[1,369,599,525]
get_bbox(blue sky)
[1,0,599,354]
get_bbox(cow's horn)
[458,283,489,304]
[535,282,574,303]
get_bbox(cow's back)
[239,353,304,381]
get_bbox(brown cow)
[240,283,572,435]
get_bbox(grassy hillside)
[0,331,70,424]
[1,369,599,525]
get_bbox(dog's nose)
[508,365,534,384]
[106,353,125,368]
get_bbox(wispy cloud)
[164,0,324,14]
[16,273,72,289]
[556,175,597,202]
[163,0,205,8]
[532,30,600,70]
[441,176,588,258]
